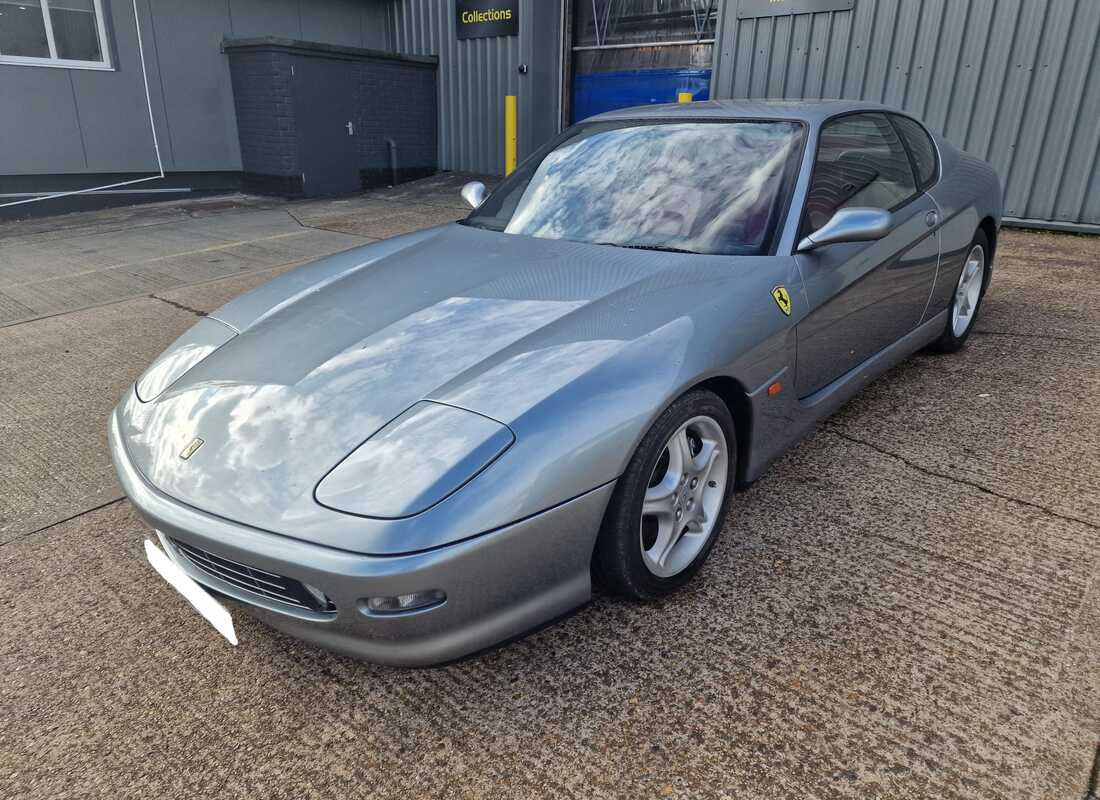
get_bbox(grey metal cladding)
[390,0,512,174]
[391,0,561,174]
[736,0,854,20]
[711,0,1100,231]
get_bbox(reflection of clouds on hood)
[302,296,584,398]
[505,122,800,254]
[124,295,587,519]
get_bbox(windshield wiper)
[593,241,699,255]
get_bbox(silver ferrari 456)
[110,100,1002,665]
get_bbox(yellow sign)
[456,1,518,39]
[460,8,511,23]
[179,437,204,460]
[772,286,792,316]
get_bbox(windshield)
[463,120,804,256]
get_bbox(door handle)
[925,210,939,228]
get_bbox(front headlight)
[314,401,514,519]
[135,318,236,402]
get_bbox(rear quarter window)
[890,115,939,191]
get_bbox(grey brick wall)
[226,39,438,197]
[355,58,438,187]
[228,49,302,193]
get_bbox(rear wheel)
[593,389,736,600]
[930,230,990,353]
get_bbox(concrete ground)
[1,181,1098,799]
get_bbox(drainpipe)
[384,138,399,187]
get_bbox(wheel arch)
[978,216,997,263]
[693,375,754,488]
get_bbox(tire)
[929,229,991,353]
[593,389,737,600]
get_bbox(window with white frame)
[0,0,111,68]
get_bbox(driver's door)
[793,113,940,398]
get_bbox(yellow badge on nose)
[180,437,204,460]
[772,286,792,316]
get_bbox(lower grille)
[171,538,335,614]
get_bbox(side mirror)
[797,207,892,252]
[460,181,487,209]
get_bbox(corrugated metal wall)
[390,0,562,174]
[711,0,1100,231]
[391,0,520,173]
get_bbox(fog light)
[361,589,446,615]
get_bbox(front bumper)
[109,409,614,666]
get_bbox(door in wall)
[292,55,360,196]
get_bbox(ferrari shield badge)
[179,437,204,460]
[772,286,792,316]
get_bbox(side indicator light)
[767,382,782,397]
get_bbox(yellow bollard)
[678,92,694,104]
[505,95,517,175]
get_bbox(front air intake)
[170,538,335,615]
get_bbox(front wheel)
[930,230,990,353]
[593,389,736,600]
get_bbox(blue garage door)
[569,0,717,124]
[572,68,711,122]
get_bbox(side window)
[0,0,111,68]
[802,113,918,234]
[891,115,939,190]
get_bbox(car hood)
[118,223,757,551]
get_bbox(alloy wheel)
[639,415,728,578]
[951,244,985,337]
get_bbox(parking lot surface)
[1,181,1098,799]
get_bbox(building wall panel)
[393,0,517,173]
[0,68,86,174]
[300,0,364,47]
[0,0,168,176]
[1050,2,1100,224]
[711,0,1100,229]
[391,0,559,174]
[227,0,302,39]
[144,0,240,171]
[1,0,398,180]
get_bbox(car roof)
[586,98,898,125]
